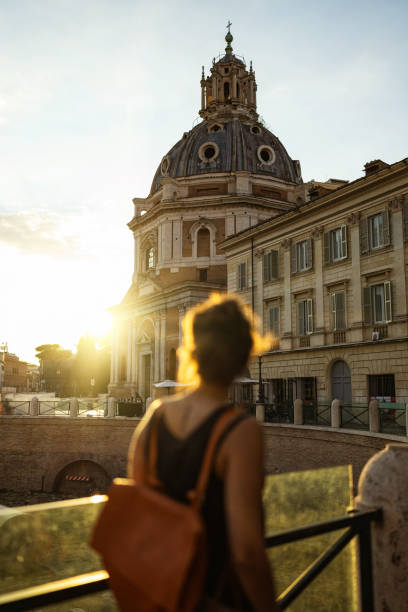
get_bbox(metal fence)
[77,398,108,417]
[379,402,406,436]
[340,404,369,431]
[264,400,294,424]
[302,402,331,427]
[38,400,70,416]
[2,400,30,415]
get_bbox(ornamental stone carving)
[346,211,361,225]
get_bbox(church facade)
[108,30,307,399]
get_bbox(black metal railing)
[0,508,382,612]
[379,403,406,436]
[302,402,331,426]
[340,405,369,431]
[265,400,294,424]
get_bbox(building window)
[145,247,154,270]
[297,299,313,335]
[324,226,347,264]
[199,268,207,282]
[291,239,312,273]
[331,291,346,330]
[263,250,278,282]
[360,210,390,254]
[237,262,247,290]
[368,374,395,401]
[363,281,392,324]
[268,305,280,337]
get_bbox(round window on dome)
[161,156,170,175]
[257,145,275,166]
[198,141,219,163]
[251,125,261,135]
[208,123,223,133]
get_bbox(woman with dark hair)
[128,293,279,611]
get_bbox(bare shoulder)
[226,413,263,447]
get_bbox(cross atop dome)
[199,27,258,122]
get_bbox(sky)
[0,0,407,363]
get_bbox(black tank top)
[146,405,252,610]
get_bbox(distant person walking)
[128,294,279,611]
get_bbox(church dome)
[150,119,302,194]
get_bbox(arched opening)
[53,460,111,496]
[331,360,351,404]
[223,81,230,100]
[197,228,211,257]
[145,247,154,270]
[168,348,177,381]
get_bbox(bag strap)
[189,406,243,511]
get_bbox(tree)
[35,344,74,395]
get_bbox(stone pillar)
[132,233,140,284]
[348,213,363,342]
[389,200,408,318]
[369,399,380,433]
[178,305,185,348]
[154,317,160,381]
[70,398,78,418]
[30,396,39,416]
[281,239,292,350]
[355,444,408,612]
[255,403,265,422]
[293,398,303,425]
[331,398,341,428]
[160,310,166,380]
[131,321,137,384]
[212,73,217,102]
[126,323,132,383]
[232,70,237,98]
[201,82,205,110]
[107,397,116,418]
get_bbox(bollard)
[369,399,380,433]
[107,397,116,418]
[293,398,303,425]
[70,398,78,418]
[255,403,265,422]
[355,444,408,611]
[30,397,39,416]
[331,398,341,428]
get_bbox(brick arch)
[53,459,111,495]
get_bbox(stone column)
[369,399,380,433]
[331,398,341,428]
[293,398,303,425]
[160,310,166,380]
[132,233,140,284]
[348,212,363,342]
[281,239,292,350]
[212,73,217,102]
[154,316,160,381]
[70,398,78,418]
[178,305,185,348]
[131,320,137,384]
[312,227,324,344]
[355,444,408,612]
[126,322,132,383]
[232,70,237,98]
[255,403,265,422]
[30,397,39,416]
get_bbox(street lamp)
[256,355,265,404]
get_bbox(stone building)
[221,158,408,407]
[109,30,306,399]
[3,353,28,393]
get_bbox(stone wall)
[1,416,406,494]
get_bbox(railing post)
[355,444,408,611]
[368,399,379,433]
[255,403,265,422]
[107,397,116,418]
[331,398,341,428]
[293,398,303,425]
[30,396,39,416]
[70,398,78,418]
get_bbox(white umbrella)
[233,377,259,384]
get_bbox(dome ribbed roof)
[150,119,302,194]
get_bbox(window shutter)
[403,200,408,243]
[297,301,305,335]
[306,299,314,333]
[336,292,346,329]
[269,305,280,336]
[291,243,297,274]
[383,210,391,246]
[363,286,372,325]
[323,232,331,265]
[360,217,369,254]
[306,238,313,270]
[271,250,279,279]
[384,281,392,323]
[263,253,270,282]
[331,293,337,329]
[341,225,348,259]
